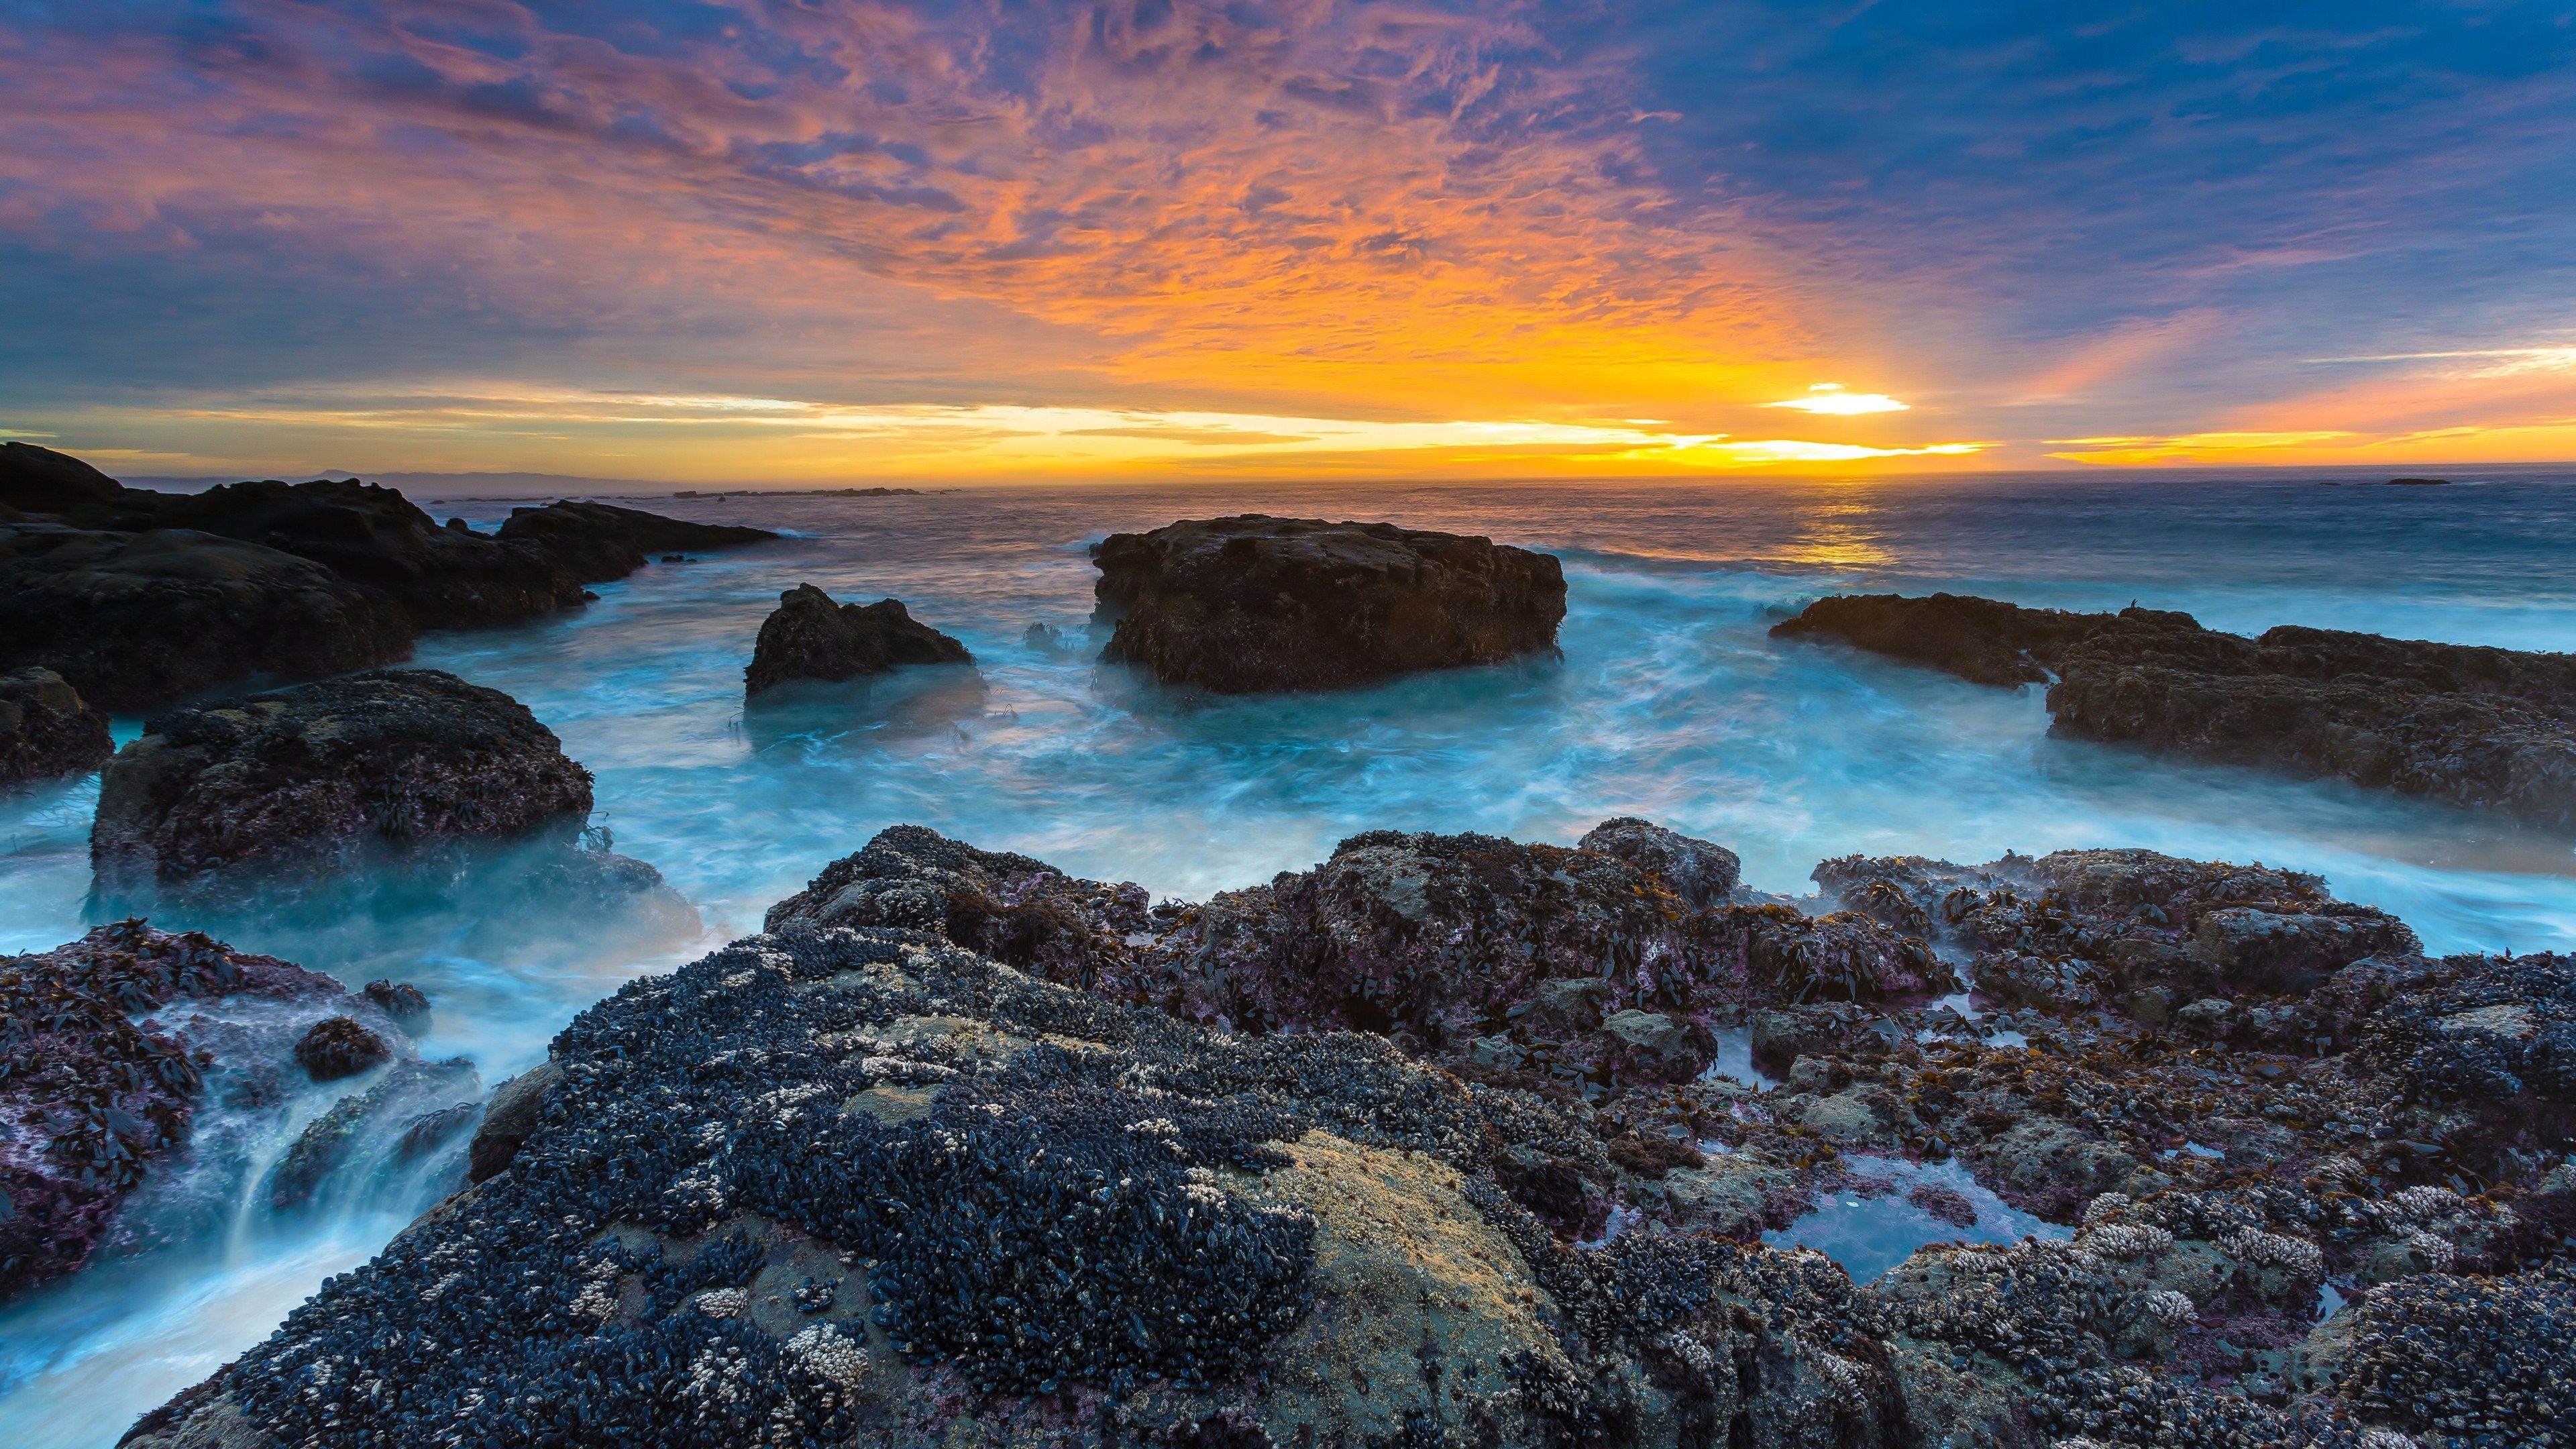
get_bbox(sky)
[2,1,2573,485]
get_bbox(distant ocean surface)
[5,468,2575,1445]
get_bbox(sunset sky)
[4,1,2573,484]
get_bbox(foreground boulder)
[1093,515,1566,692]
[0,667,113,784]
[744,584,972,696]
[91,669,598,894]
[494,499,775,583]
[1775,592,2576,830]
[124,922,1908,1449]
[0,520,411,710]
[0,922,377,1299]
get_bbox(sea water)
[4,470,2574,1443]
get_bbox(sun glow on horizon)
[1763,384,1911,416]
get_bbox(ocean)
[3,468,2573,1444]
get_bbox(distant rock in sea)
[494,498,775,583]
[1091,515,1565,692]
[0,667,113,784]
[744,584,972,696]
[1774,592,2576,830]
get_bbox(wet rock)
[492,500,774,583]
[1770,590,2117,686]
[0,666,112,784]
[1752,1003,1878,1075]
[466,1059,564,1184]
[0,921,355,1300]
[293,1017,390,1081]
[743,584,972,696]
[0,519,412,711]
[270,1057,481,1208]
[1601,1008,1707,1081]
[1576,816,1742,906]
[1092,515,1565,692]
[359,980,431,1030]
[91,669,597,894]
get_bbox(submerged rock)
[0,667,112,784]
[1092,515,1566,692]
[744,584,973,696]
[91,668,597,894]
[0,519,412,711]
[0,921,361,1300]
[494,499,775,583]
[1776,590,2576,830]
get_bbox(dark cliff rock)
[1092,515,1566,692]
[743,584,971,696]
[0,667,113,784]
[0,521,413,710]
[1,445,773,709]
[0,921,365,1300]
[91,668,598,893]
[494,499,775,583]
[1776,591,2576,830]
[123,478,586,631]
[127,826,2576,1448]
[0,439,125,515]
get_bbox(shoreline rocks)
[1774,592,2576,830]
[91,669,598,894]
[0,667,113,784]
[1092,515,1566,692]
[744,584,971,696]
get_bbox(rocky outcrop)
[123,918,1910,1449]
[1772,591,2117,686]
[1776,592,2576,830]
[1,444,773,709]
[494,499,775,583]
[1093,515,1566,692]
[0,520,412,710]
[0,922,373,1299]
[2049,610,2576,830]
[743,584,971,696]
[0,667,112,784]
[771,823,1955,1096]
[125,828,2576,1448]
[91,669,598,894]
